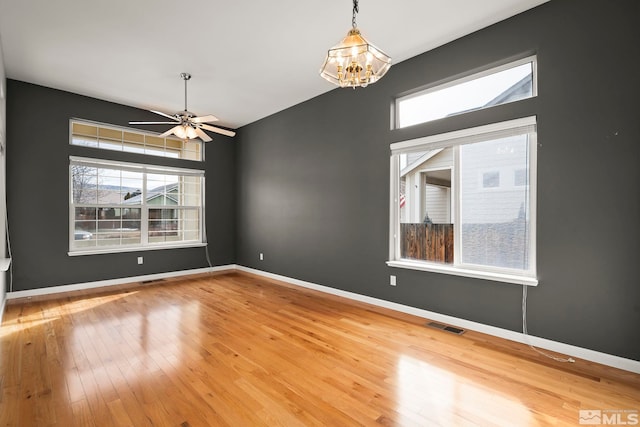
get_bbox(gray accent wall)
[6,80,236,291]
[0,41,6,315]
[236,1,640,361]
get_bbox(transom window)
[389,117,537,286]
[71,120,203,161]
[395,56,536,129]
[69,157,204,255]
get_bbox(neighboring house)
[123,182,179,206]
[124,183,180,234]
[400,148,452,224]
[74,183,181,240]
[399,76,532,269]
[400,74,532,226]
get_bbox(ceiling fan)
[129,72,235,142]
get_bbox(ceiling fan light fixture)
[185,125,198,140]
[128,73,236,142]
[174,125,187,139]
[320,0,391,88]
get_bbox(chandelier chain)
[352,0,359,28]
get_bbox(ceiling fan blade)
[150,110,179,121]
[129,121,179,125]
[194,127,213,142]
[192,114,218,123]
[200,123,236,137]
[159,125,181,138]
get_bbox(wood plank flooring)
[1,272,638,426]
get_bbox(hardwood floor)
[1,272,638,426]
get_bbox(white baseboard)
[0,295,5,324]
[237,266,640,374]
[6,265,236,300]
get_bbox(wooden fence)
[400,223,453,263]
[400,221,529,269]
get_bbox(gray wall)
[0,40,6,313]
[6,80,236,291]
[236,0,640,361]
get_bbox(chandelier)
[319,0,391,88]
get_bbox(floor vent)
[426,321,465,335]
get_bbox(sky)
[398,62,532,128]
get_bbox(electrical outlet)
[390,275,396,286]
[137,256,143,265]
[259,253,264,261]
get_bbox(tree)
[71,165,96,204]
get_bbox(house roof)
[123,183,178,205]
[402,73,533,174]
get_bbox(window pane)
[70,121,203,161]
[459,135,530,270]
[121,171,144,204]
[147,174,180,206]
[94,206,142,247]
[73,218,96,248]
[70,157,203,253]
[399,148,454,264]
[397,60,534,128]
[71,165,98,204]
[149,208,178,243]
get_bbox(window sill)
[68,242,207,257]
[386,259,538,286]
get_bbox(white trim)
[69,156,205,255]
[389,155,400,260]
[386,259,538,286]
[452,145,461,264]
[0,295,6,323]
[68,242,206,257]
[395,55,537,129]
[391,116,536,153]
[236,266,639,374]
[70,156,205,176]
[70,118,204,163]
[400,55,538,103]
[389,116,538,284]
[6,265,236,300]
[527,130,538,278]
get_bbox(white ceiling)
[0,0,548,130]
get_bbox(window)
[389,117,537,285]
[482,171,500,188]
[514,168,527,186]
[71,120,203,161]
[69,157,204,255]
[395,56,536,129]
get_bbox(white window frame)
[388,116,538,286]
[69,156,205,256]
[70,119,204,161]
[394,55,537,129]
